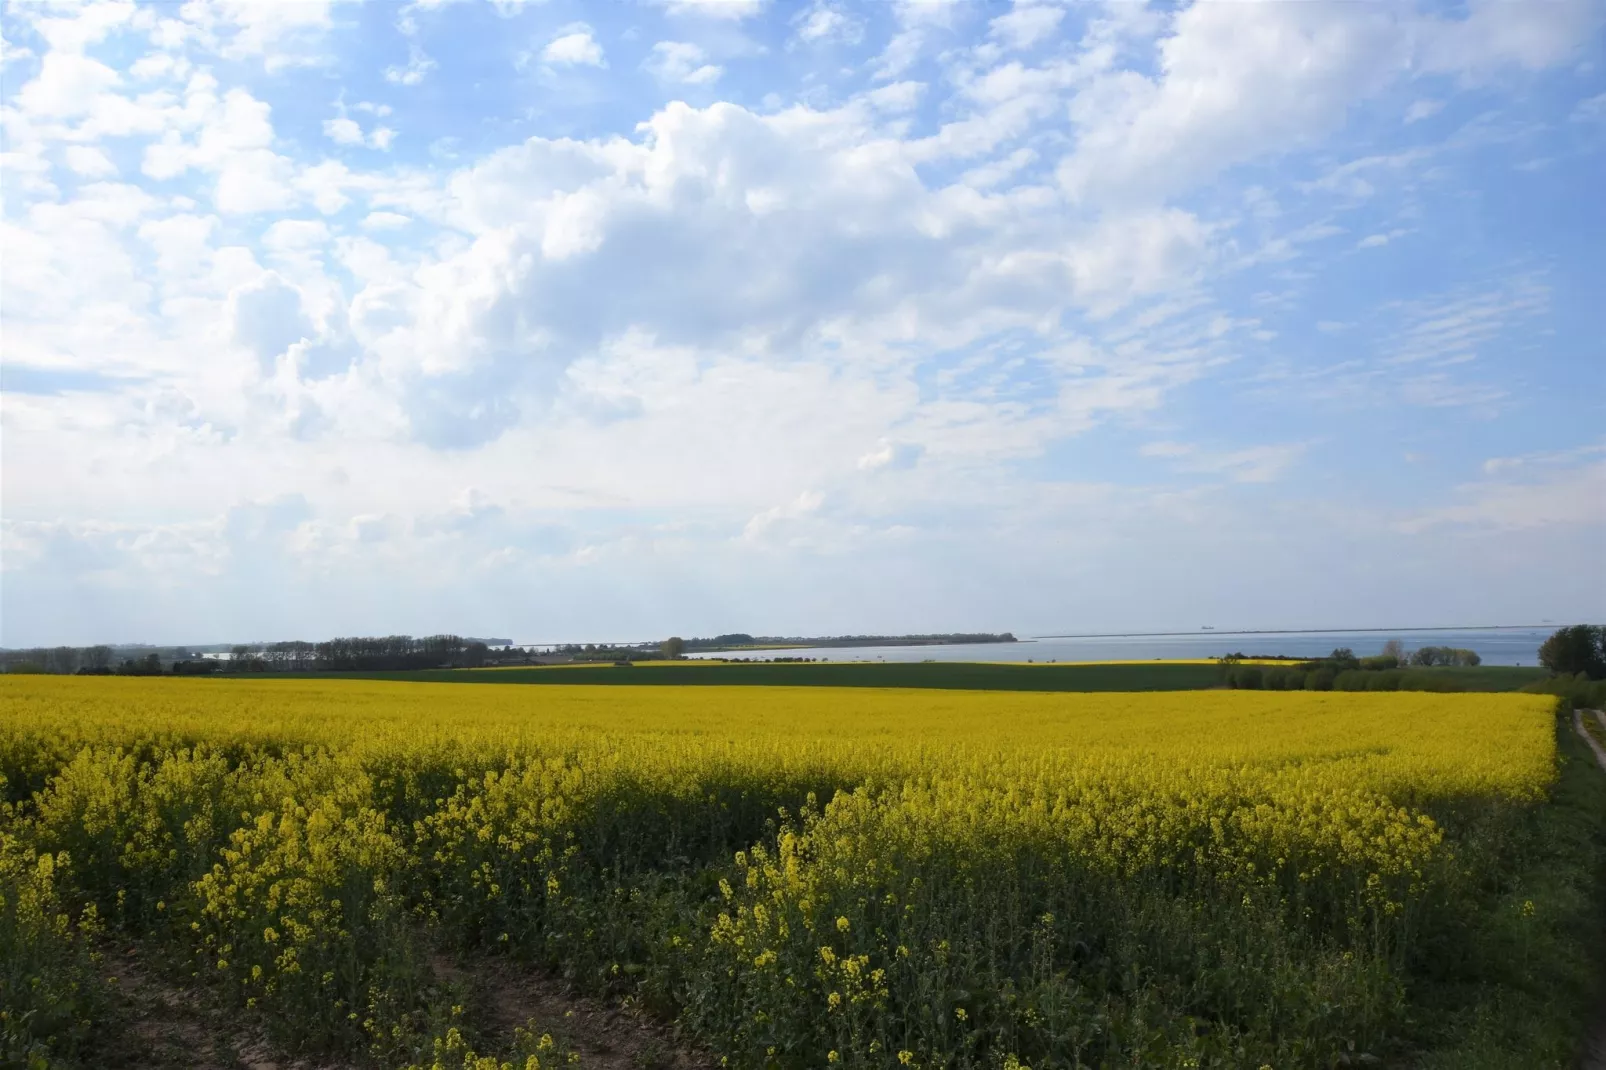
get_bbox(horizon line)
[1028,624,1558,640]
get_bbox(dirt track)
[1577,710,1606,1070]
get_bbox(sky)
[1,0,1604,648]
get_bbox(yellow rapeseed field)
[0,676,1567,1069]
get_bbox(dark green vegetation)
[286,660,1228,691]
[1411,708,1606,1069]
[1221,648,1545,694]
[1539,624,1606,679]
[266,658,1553,695]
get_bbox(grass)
[1410,707,1606,1068]
[255,660,1227,690]
[235,659,1550,694]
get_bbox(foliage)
[0,817,106,1066]
[0,677,1594,1069]
[305,661,1234,691]
[1410,646,1483,668]
[1538,625,1606,680]
[1520,672,1606,712]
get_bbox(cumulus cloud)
[541,24,606,67]
[63,145,118,177]
[323,115,396,150]
[792,2,863,45]
[659,0,765,20]
[644,41,722,84]
[385,45,437,85]
[989,2,1064,51]
[3,0,1601,644]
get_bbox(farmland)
[2,677,1603,1069]
[234,658,1550,693]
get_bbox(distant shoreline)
[1030,625,1554,640]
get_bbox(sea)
[684,627,1554,667]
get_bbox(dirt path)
[1576,708,1606,773]
[432,953,714,1070]
[99,942,709,1070]
[100,942,353,1070]
[1577,711,1606,1070]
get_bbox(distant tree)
[1328,648,1360,671]
[1410,645,1483,668]
[1538,625,1606,680]
[1381,639,1406,662]
[661,636,686,659]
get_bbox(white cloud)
[644,41,722,85]
[1483,442,1606,476]
[989,2,1064,51]
[1400,459,1606,533]
[15,52,122,117]
[1418,0,1601,78]
[1572,92,1606,123]
[1383,277,1549,367]
[3,0,1601,644]
[742,489,825,542]
[385,45,438,86]
[323,115,397,150]
[858,440,922,471]
[1405,98,1444,123]
[1057,1,1596,207]
[362,211,413,230]
[659,0,765,20]
[1140,441,1307,484]
[541,25,606,68]
[205,0,336,67]
[323,117,365,145]
[63,146,118,178]
[872,30,925,81]
[792,2,862,45]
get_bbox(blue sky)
[2,0,1603,647]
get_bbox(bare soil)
[96,940,710,1070]
[99,942,354,1070]
[1577,710,1606,1070]
[432,953,715,1070]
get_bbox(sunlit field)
[2,677,1597,1070]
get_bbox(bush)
[1538,625,1606,680]
[1265,668,1302,691]
[1520,672,1606,711]
[1410,647,1482,668]
[1334,670,1369,691]
[1360,655,1400,671]
[1306,668,1336,691]
[1367,670,1402,692]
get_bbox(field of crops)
[2,677,1601,1070]
[269,659,1550,693]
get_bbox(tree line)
[1,635,495,675]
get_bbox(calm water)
[686,627,1551,667]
